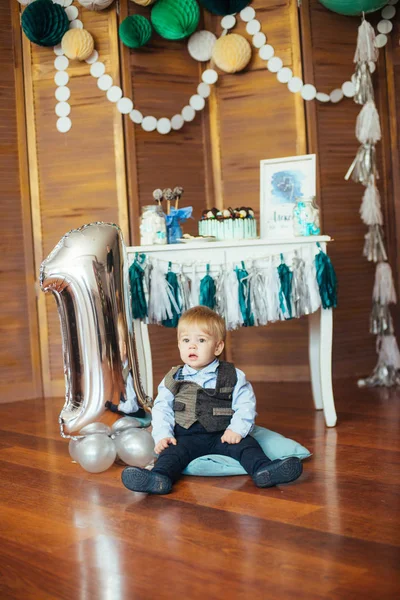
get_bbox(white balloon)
[111,416,141,435]
[188,31,217,62]
[74,434,116,473]
[114,429,154,468]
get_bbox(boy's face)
[178,327,224,370]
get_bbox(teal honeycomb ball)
[21,0,70,47]
[151,0,200,41]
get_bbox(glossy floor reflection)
[0,380,399,599]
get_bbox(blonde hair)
[177,306,226,341]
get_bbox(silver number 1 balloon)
[40,222,152,437]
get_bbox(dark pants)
[153,422,272,482]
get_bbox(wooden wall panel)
[0,1,42,402]
[22,5,129,397]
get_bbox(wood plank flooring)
[0,380,399,599]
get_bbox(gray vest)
[164,361,237,432]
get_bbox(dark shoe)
[253,457,303,488]
[121,467,172,494]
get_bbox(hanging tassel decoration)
[235,261,254,327]
[373,262,397,305]
[291,252,312,318]
[355,100,381,145]
[162,262,182,328]
[199,264,216,309]
[369,302,394,335]
[360,179,383,226]
[264,258,282,322]
[315,244,338,309]
[358,334,400,387]
[224,268,243,330]
[345,143,377,185]
[363,224,388,262]
[190,264,200,308]
[277,254,293,319]
[353,62,375,105]
[129,253,148,320]
[148,262,174,324]
[250,268,268,326]
[353,18,378,65]
[178,270,192,313]
[304,246,322,314]
[215,269,226,322]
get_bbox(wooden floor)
[0,380,399,599]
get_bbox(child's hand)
[221,429,242,444]
[155,437,177,454]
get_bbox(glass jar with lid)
[140,205,167,246]
[292,197,321,237]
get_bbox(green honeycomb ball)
[21,0,70,47]
[151,0,200,41]
[119,15,152,49]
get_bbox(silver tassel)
[363,225,388,262]
[291,252,312,318]
[178,270,192,313]
[353,62,374,105]
[215,269,226,321]
[345,143,377,185]
[358,335,400,387]
[369,302,394,335]
[250,269,268,326]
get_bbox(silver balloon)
[74,434,117,473]
[79,422,112,436]
[110,416,141,435]
[114,429,155,468]
[40,222,152,436]
[68,438,80,461]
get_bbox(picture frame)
[260,154,317,239]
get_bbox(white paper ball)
[202,69,218,85]
[129,109,143,124]
[142,116,157,132]
[97,74,113,91]
[77,0,115,10]
[182,105,196,122]
[252,32,266,49]
[90,62,106,78]
[55,71,69,86]
[342,80,355,98]
[55,86,71,102]
[117,97,134,114]
[157,118,172,135]
[197,82,211,98]
[55,55,69,71]
[246,19,261,35]
[188,31,217,62]
[316,92,330,103]
[189,94,205,111]
[85,50,99,64]
[55,101,71,117]
[277,67,292,83]
[259,44,274,61]
[267,57,283,73]
[330,89,344,103]
[288,77,303,93]
[240,6,256,22]
[171,114,184,130]
[56,116,72,133]
[107,86,123,103]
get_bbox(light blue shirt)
[151,359,257,444]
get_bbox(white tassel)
[355,101,381,145]
[148,262,173,324]
[265,259,282,322]
[353,18,379,65]
[224,267,243,330]
[190,264,200,308]
[360,179,383,226]
[305,247,321,314]
[373,262,397,305]
[250,268,268,326]
[377,335,400,369]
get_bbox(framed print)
[260,154,317,238]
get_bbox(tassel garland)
[360,179,383,226]
[129,253,148,320]
[315,244,338,309]
[355,100,381,145]
[277,254,293,319]
[199,264,216,310]
[235,261,254,327]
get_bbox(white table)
[128,236,337,428]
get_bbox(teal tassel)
[162,262,181,328]
[129,253,147,320]
[278,254,293,319]
[235,261,254,327]
[315,243,338,309]
[199,264,216,309]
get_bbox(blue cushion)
[183,425,311,477]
